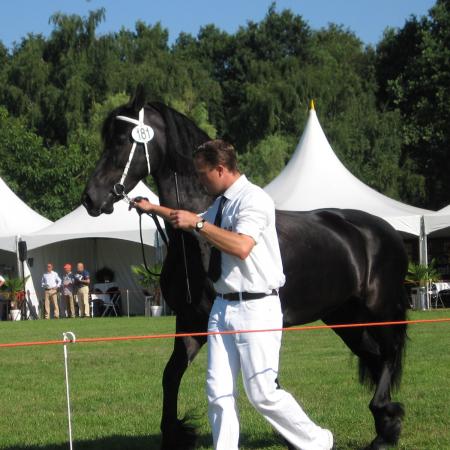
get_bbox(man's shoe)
[325,429,334,449]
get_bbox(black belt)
[218,289,278,301]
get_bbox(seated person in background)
[75,262,90,318]
[62,264,76,318]
[42,263,61,319]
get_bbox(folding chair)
[430,284,446,308]
[101,291,121,317]
[89,293,108,317]
[437,289,450,308]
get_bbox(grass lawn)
[0,310,449,450]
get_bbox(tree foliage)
[376,0,450,208]
[0,3,447,219]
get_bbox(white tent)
[22,182,165,316]
[0,177,52,252]
[24,182,162,250]
[0,177,52,319]
[264,103,433,237]
[424,205,450,237]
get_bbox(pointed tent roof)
[0,177,53,252]
[264,104,432,235]
[424,204,450,236]
[23,182,164,250]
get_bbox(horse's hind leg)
[365,325,405,450]
[160,320,207,450]
[323,299,406,450]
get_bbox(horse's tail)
[358,273,409,390]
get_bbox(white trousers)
[207,296,332,450]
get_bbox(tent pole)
[419,216,431,309]
[419,216,428,266]
[15,236,23,278]
[15,236,27,320]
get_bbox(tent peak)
[309,99,315,111]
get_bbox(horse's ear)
[129,83,147,112]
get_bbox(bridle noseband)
[113,107,153,197]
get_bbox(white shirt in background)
[42,271,61,289]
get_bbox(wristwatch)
[195,219,206,232]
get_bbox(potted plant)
[131,263,163,316]
[5,276,29,321]
[405,260,440,309]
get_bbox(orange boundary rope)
[1,317,449,349]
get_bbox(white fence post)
[63,331,76,450]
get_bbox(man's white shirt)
[42,271,61,289]
[202,175,285,294]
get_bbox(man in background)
[0,274,6,320]
[62,263,76,318]
[75,262,90,318]
[42,263,61,319]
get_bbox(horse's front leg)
[160,330,206,450]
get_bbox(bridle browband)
[113,107,153,197]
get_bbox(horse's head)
[82,86,166,216]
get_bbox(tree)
[376,0,450,208]
[0,107,81,219]
[239,134,294,186]
[0,3,436,218]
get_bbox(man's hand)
[169,210,199,230]
[130,197,154,214]
[129,197,196,229]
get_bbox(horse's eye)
[117,133,128,144]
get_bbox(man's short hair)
[194,139,239,172]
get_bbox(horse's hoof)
[160,418,197,450]
[371,402,404,445]
[364,436,389,450]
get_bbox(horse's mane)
[149,102,210,174]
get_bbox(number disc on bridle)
[132,125,154,143]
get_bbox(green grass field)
[0,310,449,450]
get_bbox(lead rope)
[174,172,192,304]
[138,212,168,276]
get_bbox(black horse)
[82,89,408,450]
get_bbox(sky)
[0,0,437,50]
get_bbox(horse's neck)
[156,168,213,214]
[155,168,213,273]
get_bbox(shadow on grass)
[2,435,161,450]
[0,432,305,450]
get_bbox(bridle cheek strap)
[114,107,153,195]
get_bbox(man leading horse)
[131,139,334,450]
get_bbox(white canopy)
[21,182,165,315]
[264,104,433,235]
[23,182,163,250]
[0,177,52,252]
[424,205,450,236]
